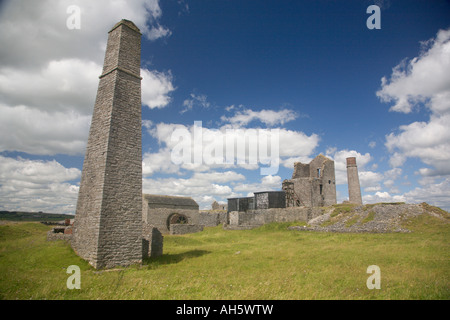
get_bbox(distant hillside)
[0,210,74,222]
[289,202,450,233]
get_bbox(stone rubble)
[288,203,448,233]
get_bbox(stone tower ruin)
[282,154,337,207]
[346,157,363,205]
[71,20,143,269]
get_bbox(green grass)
[345,215,360,227]
[0,215,449,300]
[361,211,376,224]
[321,204,358,227]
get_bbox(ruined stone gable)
[282,154,337,208]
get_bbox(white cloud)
[0,0,170,68]
[143,106,317,175]
[359,171,384,189]
[385,113,450,175]
[192,171,245,183]
[281,156,314,170]
[403,177,450,211]
[141,69,175,109]
[0,0,174,156]
[278,130,319,159]
[233,175,282,194]
[221,108,298,127]
[0,156,80,214]
[0,57,99,155]
[383,179,395,188]
[0,59,101,114]
[376,28,450,114]
[181,94,211,114]
[143,122,319,175]
[388,152,407,168]
[142,148,181,176]
[0,104,91,155]
[146,24,172,40]
[378,28,450,177]
[363,191,406,204]
[326,149,374,185]
[364,186,382,192]
[385,168,403,180]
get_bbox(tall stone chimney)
[72,20,143,269]
[346,157,363,205]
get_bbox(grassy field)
[0,213,449,300]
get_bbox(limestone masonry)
[282,154,337,208]
[71,20,143,269]
[346,157,363,205]
[143,194,200,234]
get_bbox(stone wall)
[292,162,310,178]
[199,211,227,227]
[47,230,72,242]
[321,157,337,207]
[227,197,254,213]
[47,226,72,241]
[227,207,324,228]
[144,207,200,234]
[254,191,286,209]
[170,224,204,235]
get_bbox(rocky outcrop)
[288,202,449,233]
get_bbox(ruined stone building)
[223,154,337,230]
[226,154,337,213]
[211,201,227,211]
[282,154,336,207]
[143,194,227,234]
[227,191,286,212]
[143,194,199,234]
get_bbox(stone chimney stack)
[346,157,363,205]
[72,20,143,269]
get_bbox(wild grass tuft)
[361,211,376,224]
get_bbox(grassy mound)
[313,202,449,233]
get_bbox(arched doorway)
[167,213,188,230]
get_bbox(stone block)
[142,223,163,258]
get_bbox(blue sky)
[1,0,450,213]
